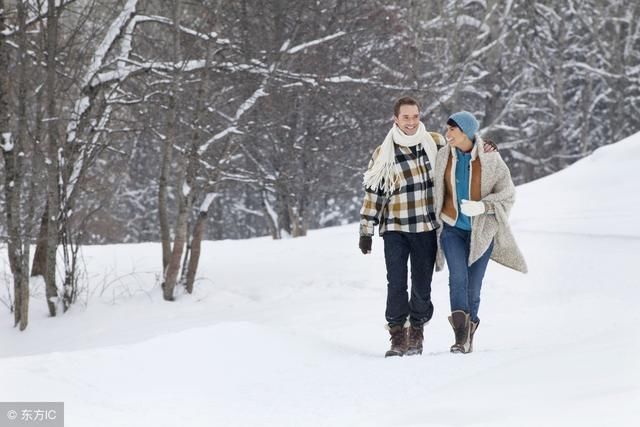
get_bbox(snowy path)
[1,227,638,427]
[2,134,639,426]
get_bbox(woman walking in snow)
[433,111,527,353]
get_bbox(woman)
[433,111,527,354]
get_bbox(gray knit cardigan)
[434,138,528,273]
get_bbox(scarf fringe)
[363,157,399,194]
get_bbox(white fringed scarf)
[363,122,438,195]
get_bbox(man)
[359,96,443,357]
[359,97,495,358]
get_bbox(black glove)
[359,236,372,254]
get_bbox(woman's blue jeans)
[440,224,493,323]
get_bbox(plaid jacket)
[360,135,444,236]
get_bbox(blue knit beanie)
[448,111,479,141]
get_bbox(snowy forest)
[1,0,639,327]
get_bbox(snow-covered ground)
[1,133,639,426]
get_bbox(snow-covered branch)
[284,31,346,54]
[134,15,218,41]
[562,61,624,80]
[509,150,541,165]
[81,0,138,88]
[92,55,412,94]
[232,203,264,218]
[199,192,218,213]
[1,0,79,37]
[1,132,13,152]
[197,126,241,156]
[67,0,139,145]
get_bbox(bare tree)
[2,0,639,325]
[1,0,31,329]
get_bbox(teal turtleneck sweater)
[454,147,473,231]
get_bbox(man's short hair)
[393,96,421,117]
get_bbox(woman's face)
[446,125,471,149]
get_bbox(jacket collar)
[449,136,483,161]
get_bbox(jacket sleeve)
[359,147,388,236]
[481,154,515,219]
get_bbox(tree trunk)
[185,212,207,294]
[158,0,182,274]
[262,191,280,239]
[1,133,25,328]
[158,128,173,273]
[287,204,307,238]
[161,0,184,300]
[179,28,212,294]
[31,206,49,276]
[163,196,189,300]
[1,0,30,330]
[0,1,8,142]
[580,72,593,156]
[164,118,198,299]
[44,0,61,316]
[16,0,30,330]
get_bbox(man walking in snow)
[359,96,444,357]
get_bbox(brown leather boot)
[406,323,424,356]
[448,311,470,354]
[385,324,407,357]
[469,320,479,353]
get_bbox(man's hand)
[359,236,372,254]
[482,138,498,153]
[460,199,486,217]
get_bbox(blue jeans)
[440,224,493,323]
[382,231,437,327]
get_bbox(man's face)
[394,104,420,136]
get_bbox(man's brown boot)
[385,324,407,357]
[448,311,470,354]
[406,323,424,356]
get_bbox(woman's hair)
[446,118,460,129]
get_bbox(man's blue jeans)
[440,224,493,323]
[382,230,437,327]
